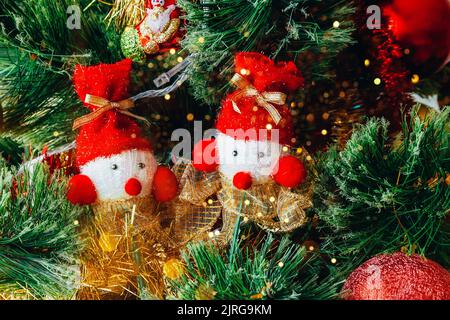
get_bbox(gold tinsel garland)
[77,195,178,300]
[105,0,146,30]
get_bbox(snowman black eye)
[138,162,145,169]
[258,152,265,158]
[233,150,238,157]
[111,164,118,170]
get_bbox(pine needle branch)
[315,106,450,276]
[0,160,85,299]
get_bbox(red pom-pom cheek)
[272,155,307,188]
[67,174,97,205]
[233,172,253,190]
[192,139,218,172]
[152,166,178,202]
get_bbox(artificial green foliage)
[0,0,122,148]
[179,0,355,105]
[0,137,22,165]
[0,161,85,299]
[168,232,342,300]
[315,106,450,271]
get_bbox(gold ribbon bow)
[230,73,287,124]
[73,94,149,130]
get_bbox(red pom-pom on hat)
[67,174,97,205]
[73,59,152,167]
[272,155,307,188]
[152,166,178,202]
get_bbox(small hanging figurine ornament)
[172,52,314,244]
[121,0,183,61]
[67,59,179,299]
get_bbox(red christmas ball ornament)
[67,174,97,205]
[233,172,253,190]
[192,139,218,173]
[124,178,142,196]
[272,155,307,188]
[384,0,450,70]
[152,166,178,202]
[342,252,450,300]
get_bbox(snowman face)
[151,0,165,6]
[216,133,282,182]
[80,149,157,201]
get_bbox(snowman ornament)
[189,52,312,243]
[67,59,178,299]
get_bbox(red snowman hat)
[216,52,304,145]
[73,59,151,167]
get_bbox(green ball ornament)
[120,27,146,62]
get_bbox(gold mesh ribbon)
[170,148,314,244]
[77,196,178,300]
[73,94,149,130]
[170,161,222,244]
[230,73,287,124]
[218,178,311,234]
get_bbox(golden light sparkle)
[240,68,249,76]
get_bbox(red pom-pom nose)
[233,172,253,190]
[272,156,307,188]
[192,139,219,172]
[125,178,142,196]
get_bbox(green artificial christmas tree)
[0,0,448,301]
[315,106,450,275]
[0,161,85,299]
